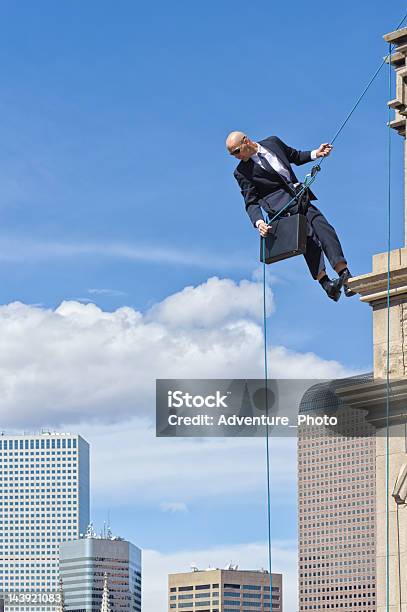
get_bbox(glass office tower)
[0,432,90,611]
[59,535,142,612]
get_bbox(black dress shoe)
[339,269,356,297]
[321,277,342,302]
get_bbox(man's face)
[228,136,253,161]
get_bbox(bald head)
[226,131,247,152]
[226,130,257,161]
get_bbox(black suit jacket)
[233,135,317,226]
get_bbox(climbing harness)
[260,11,407,612]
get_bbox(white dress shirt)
[252,143,318,227]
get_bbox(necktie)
[257,151,291,182]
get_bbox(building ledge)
[384,27,407,46]
[347,270,407,302]
[346,250,407,303]
[335,377,407,428]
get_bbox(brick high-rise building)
[298,380,376,611]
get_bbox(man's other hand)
[316,143,333,158]
[256,221,270,237]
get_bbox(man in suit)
[226,131,354,301]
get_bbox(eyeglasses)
[230,136,247,156]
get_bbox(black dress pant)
[303,204,346,279]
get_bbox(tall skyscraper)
[168,567,282,611]
[59,530,142,612]
[298,380,376,611]
[0,432,90,611]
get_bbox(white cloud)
[160,502,189,514]
[0,275,354,427]
[147,277,273,328]
[87,288,127,297]
[142,540,297,612]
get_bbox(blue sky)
[0,1,405,608]
[0,1,404,364]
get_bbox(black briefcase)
[260,213,307,264]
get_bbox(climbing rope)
[262,237,273,609]
[323,9,407,156]
[385,39,392,612]
[260,12,407,612]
